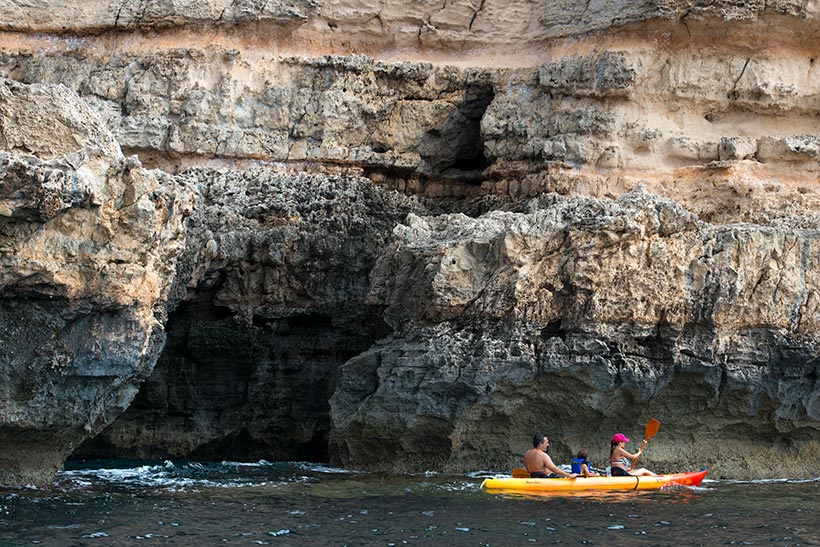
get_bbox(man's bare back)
[524,434,577,478]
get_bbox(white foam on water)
[59,462,257,491]
[435,481,481,492]
[466,470,507,478]
[660,483,713,493]
[719,476,820,485]
[57,459,383,493]
[294,462,361,474]
[220,459,274,467]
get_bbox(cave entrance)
[70,299,386,463]
[419,85,494,179]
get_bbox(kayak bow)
[481,468,707,493]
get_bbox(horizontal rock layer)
[1,0,818,47]
[0,18,815,219]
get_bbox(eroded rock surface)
[0,0,819,483]
[72,167,421,462]
[1,40,816,188]
[0,78,193,486]
[1,0,818,48]
[332,190,820,476]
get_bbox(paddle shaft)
[629,440,648,471]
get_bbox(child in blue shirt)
[570,449,600,477]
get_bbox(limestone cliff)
[0,78,193,486]
[0,0,819,484]
[72,166,421,462]
[333,190,820,476]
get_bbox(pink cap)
[612,433,630,443]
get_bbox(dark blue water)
[1,461,818,546]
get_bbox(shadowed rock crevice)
[418,85,494,178]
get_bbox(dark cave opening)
[70,299,386,464]
[419,85,495,177]
[540,320,566,341]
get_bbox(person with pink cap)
[609,432,658,476]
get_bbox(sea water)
[1,460,818,546]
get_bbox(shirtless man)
[524,433,578,478]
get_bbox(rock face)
[332,190,820,476]
[72,168,420,462]
[2,37,817,192]
[0,0,819,484]
[0,79,193,486]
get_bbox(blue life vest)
[570,457,589,474]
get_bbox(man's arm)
[545,455,577,478]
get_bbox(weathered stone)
[331,189,820,477]
[538,52,636,98]
[2,0,817,45]
[0,0,820,485]
[0,38,816,196]
[719,137,758,161]
[757,135,820,163]
[0,0,319,31]
[0,79,194,486]
[665,137,720,162]
[72,167,421,463]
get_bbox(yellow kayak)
[481,468,707,493]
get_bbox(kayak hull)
[481,469,707,492]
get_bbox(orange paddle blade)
[630,419,659,471]
[645,418,661,440]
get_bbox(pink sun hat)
[612,433,630,443]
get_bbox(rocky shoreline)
[1,1,819,485]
